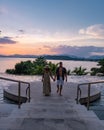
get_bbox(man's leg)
[59,85,63,96]
[57,80,60,93]
[57,85,59,93]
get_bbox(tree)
[90,59,104,76]
[6,57,57,75]
[33,56,47,67]
[67,70,71,75]
[97,59,104,75]
[90,68,99,76]
[48,61,58,75]
[14,60,34,75]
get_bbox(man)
[54,62,67,96]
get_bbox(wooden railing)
[0,77,30,108]
[76,80,104,110]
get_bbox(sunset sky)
[0,0,104,57]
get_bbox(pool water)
[90,85,104,120]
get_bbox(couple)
[42,62,67,96]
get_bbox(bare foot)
[57,89,59,93]
[59,93,62,96]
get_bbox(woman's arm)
[50,71,54,81]
[42,73,44,82]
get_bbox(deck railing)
[0,77,30,108]
[76,80,104,110]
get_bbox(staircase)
[0,81,104,130]
[0,96,104,130]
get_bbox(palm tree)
[48,62,58,75]
[72,66,88,75]
[33,56,47,67]
[67,70,71,75]
[90,59,104,76]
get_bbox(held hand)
[54,76,56,81]
[53,78,55,82]
[52,78,55,82]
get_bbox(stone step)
[0,115,103,130]
[0,102,103,130]
[8,101,97,120]
[0,81,104,130]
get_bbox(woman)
[42,65,54,96]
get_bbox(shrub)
[72,66,88,75]
[6,57,57,75]
[90,59,104,76]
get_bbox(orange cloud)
[0,43,56,55]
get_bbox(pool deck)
[0,81,104,130]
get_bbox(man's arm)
[49,71,54,81]
[64,68,67,82]
[54,68,58,81]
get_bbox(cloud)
[43,45,52,49]
[50,45,104,57]
[0,7,8,15]
[79,24,104,38]
[0,36,17,44]
[18,29,25,34]
[91,52,104,56]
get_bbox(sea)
[0,58,104,119]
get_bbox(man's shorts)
[57,77,64,86]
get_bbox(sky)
[0,0,104,57]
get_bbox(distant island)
[0,54,104,61]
